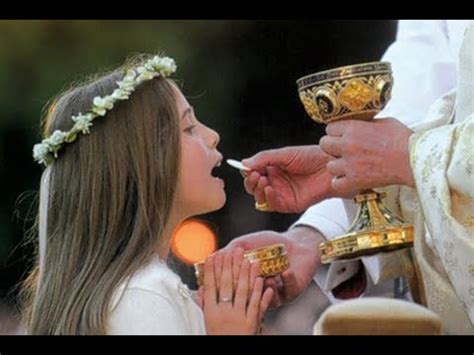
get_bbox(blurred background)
[0,20,397,334]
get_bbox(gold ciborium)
[297,62,414,264]
[194,244,290,286]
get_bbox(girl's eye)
[184,125,196,134]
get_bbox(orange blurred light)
[171,219,217,265]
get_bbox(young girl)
[22,54,273,335]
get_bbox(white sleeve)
[108,288,187,335]
[377,20,457,127]
[291,198,350,239]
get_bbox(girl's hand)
[200,248,274,335]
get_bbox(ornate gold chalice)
[194,243,290,286]
[297,62,414,264]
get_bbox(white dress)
[107,256,206,335]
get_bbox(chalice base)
[320,190,414,264]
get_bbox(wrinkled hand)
[224,228,324,308]
[241,145,338,213]
[320,118,415,196]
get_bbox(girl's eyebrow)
[181,106,195,120]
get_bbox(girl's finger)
[213,251,224,290]
[234,258,251,311]
[248,260,260,299]
[246,276,264,320]
[259,287,274,320]
[219,250,234,304]
[264,277,282,309]
[232,248,244,291]
[203,256,217,307]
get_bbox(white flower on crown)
[92,96,115,116]
[123,69,137,82]
[118,69,137,93]
[33,143,51,165]
[72,113,94,134]
[42,130,67,158]
[158,57,177,74]
[111,88,130,101]
[136,66,159,83]
[150,56,177,74]
[44,130,67,147]
[32,55,177,166]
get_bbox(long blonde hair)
[21,55,181,334]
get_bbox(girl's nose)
[207,127,220,149]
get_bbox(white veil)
[38,166,51,284]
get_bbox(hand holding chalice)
[297,62,414,263]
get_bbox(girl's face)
[173,85,226,217]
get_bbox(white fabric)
[38,167,51,285]
[107,257,206,335]
[291,20,470,301]
[405,22,474,333]
[313,297,442,335]
[379,20,467,126]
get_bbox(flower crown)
[33,55,177,166]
